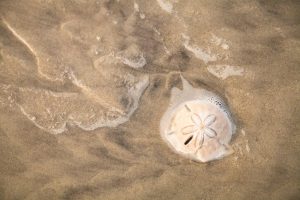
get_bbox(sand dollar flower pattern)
[181,113,217,150]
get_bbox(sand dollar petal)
[204,114,216,126]
[196,131,204,149]
[204,127,217,138]
[191,113,202,125]
[181,125,196,135]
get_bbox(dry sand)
[0,0,299,199]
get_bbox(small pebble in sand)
[140,13,145,19]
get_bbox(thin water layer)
[0,0,299,200]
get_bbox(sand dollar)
[160,76,236,162]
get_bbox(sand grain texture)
[0,0,299,200]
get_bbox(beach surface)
[0,0,299,199]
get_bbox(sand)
[0,0,299,199]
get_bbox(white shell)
[160,76,236,162]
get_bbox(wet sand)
[0,0,299,199]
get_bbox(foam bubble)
[15,73,149,134]
[156,0,173,13]
[207,65,244,80]
[182,34,217,64]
